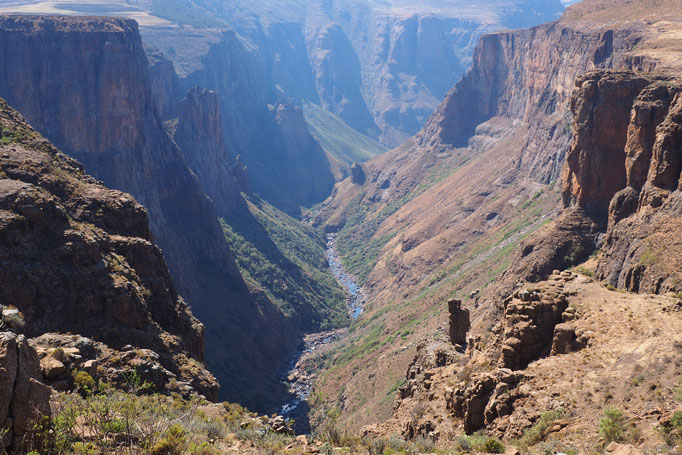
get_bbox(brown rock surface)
[500,277,571,370]
[0,332,51,451]
[562,71,652,217]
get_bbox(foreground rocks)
[0,332,51,451]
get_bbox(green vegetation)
[659,411,682,446]
[454,433,505,454]
[519,408,564,448]
[599,407,627,443]
[20,386,299,455]
[303,102,386,166]
[221,195,349,331]
[573,265,594,277]
[335,160,464,284]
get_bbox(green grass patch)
[303,102,386,166]
[221,195,349,331]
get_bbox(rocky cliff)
[0,15,298,410]
[559,71,682,294]
[172,86,243,215]
[0,97,217,399]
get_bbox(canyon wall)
[560,71,682,294]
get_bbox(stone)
[605,443,643,455]
[83,359,99,377]
[40,356,66,379]
[0,332,51,450]
[448,299,470,346]
[550,324,576,355]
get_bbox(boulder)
[605,442,643,455]
[40,355,66,379]
[550,324,576,355]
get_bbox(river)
[278,233,366,432]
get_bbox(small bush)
[149,424,186,455]
[600,407,627,443]
[72,370,96,393]
[659,411,682,445]
[482,437,505,454]
[520,408,565,447]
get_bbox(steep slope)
[312,0,682,431]
[0,15,298,411]
[170,85,349,334]
[0,97,217,399]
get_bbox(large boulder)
[0,331,51,450]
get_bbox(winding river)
[278,233,366,432]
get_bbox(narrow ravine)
[279,233,366,433]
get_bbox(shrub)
[600,407,627,443]
[520,408,565,447]
[149,424,186,455]
[72,370,96,393]
[482,437,505,454]
[659,411,682,445]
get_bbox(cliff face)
[173,87,242,215]
[0,97,217,398]
[181,30,336,214]
[0,15,299,410]
[558,71,682,294]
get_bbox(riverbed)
[278,233,366,432]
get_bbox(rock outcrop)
[0,332,51,451]
[350,162,366,185]
[500,272,582,370]
[0,97,218,399]
[446,369,526,435]
[447,299,470,347]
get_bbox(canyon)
[0,0,682,452]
